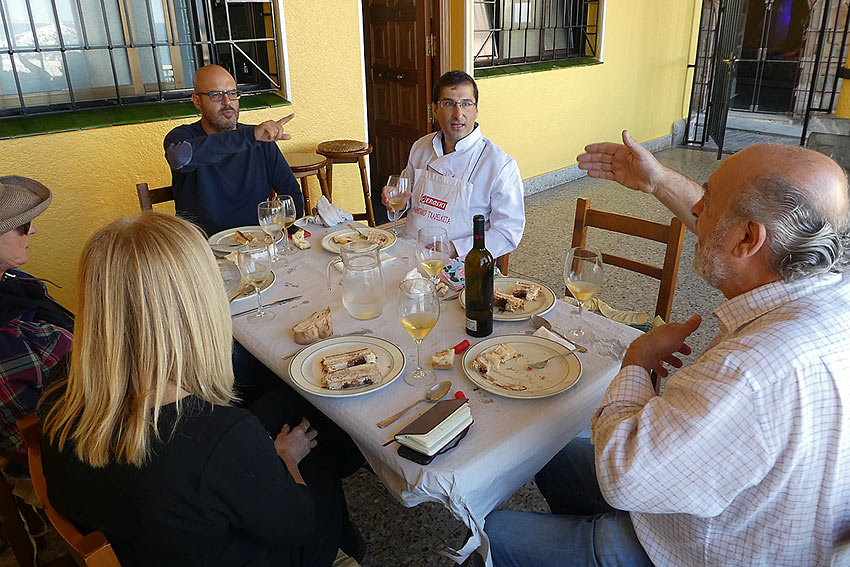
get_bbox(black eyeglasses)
[437,99,476,110]
[195,89,240,102]
[16,221,30,235]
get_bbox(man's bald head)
[719,143,850,281]
[191,65,239,133]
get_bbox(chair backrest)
[495,253,509,276]
[571,197,685,322]
[17,414,122,567]
[135,182,174,211]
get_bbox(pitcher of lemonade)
[327,240,385,320]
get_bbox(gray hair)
[729,175,850,281]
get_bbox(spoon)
[531,314,588,352]
[376,380,451,428]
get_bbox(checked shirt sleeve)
[0,318,72,457]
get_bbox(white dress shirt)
[403,125,525,258]
[591,272,850,567]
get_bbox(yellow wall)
[1,0,367,310]
[473,0,699,180]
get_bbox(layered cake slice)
[322,363,382,390]
[321,348,377,373]
[472,343,520,374]
[511,282,542,301]
[493,290,525,312]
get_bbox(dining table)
[226,221,643,566]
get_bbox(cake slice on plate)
[493,291,524,312]
[322,362,382,390]
[511,282,542,301]
[321,348,377,373]
[472,343,520,374]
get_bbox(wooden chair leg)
[357,156,375,227]
[325,159,334,200]
[298,177,313,217]
[0,476,35,567]
[317,166,330,202]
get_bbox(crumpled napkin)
[313,196,354,226]
[330,252,394,272]
[562,296,652,326]
[532,326,577,349]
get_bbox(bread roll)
[292,307,333,344]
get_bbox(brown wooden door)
[362,0,434,203]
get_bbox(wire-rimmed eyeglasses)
[195,89,241,102]
[436,99,476,110]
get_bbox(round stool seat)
[317,139,372,158]
[285,153,327,173]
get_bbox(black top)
[42,396,317,567]
[163,121,304,236]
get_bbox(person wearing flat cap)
[0,176,73,466]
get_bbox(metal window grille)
[0,0,280,117]
[473,0,600,68]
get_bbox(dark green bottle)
[465,215,493,337]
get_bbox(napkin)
[330,252,394,272]
[532,326,577,350]
[310,196,354,227]
[563,296,650,326]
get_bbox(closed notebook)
[394,398,473,456]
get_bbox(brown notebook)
[394,398,472,456]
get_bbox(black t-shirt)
[42,396,317,566]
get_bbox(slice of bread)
[291,229,310,249]
[493,291,525,312]
[292,307,333,345]
[431,348,454,369]
[234,230,258,244]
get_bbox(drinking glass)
[386,175,410,236]
[398,278,439,386]
[257,199,287,267]
[278,195,298,254]
[416,227,450,285]
[563,246,603,340]
[236,242,275,323]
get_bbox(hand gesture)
[381,185,413,208]
[576,130,665,195]
[255,113,294,142]
[622,315,702,378]
[274,417,317,467]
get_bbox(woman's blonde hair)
[42,212,236,467]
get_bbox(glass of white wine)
[386,175,410,236]
[564,246,603,340]
[416,227,450,285]
[257,199,287,267]
[278,195,298,254]
[398,278,439,386]
[236,242,275,323]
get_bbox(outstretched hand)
[255,113,294,142]
[622,314,702,378]
[576,130,664,195]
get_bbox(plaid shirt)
[592,272,850,567]
[0,274,72,462]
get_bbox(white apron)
[405,142,487,242]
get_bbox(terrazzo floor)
[3,139,784,566]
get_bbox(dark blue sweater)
[163,121,303,236]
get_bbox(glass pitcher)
[327,240,385,320]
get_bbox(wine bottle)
[465,215,493,337]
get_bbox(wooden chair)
[283,153,331,216]
[316,140,376,226]
[0,470,37,566]
[17,415,121,567]
[571,197,685,323]
[135,183,174,211]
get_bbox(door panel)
[397,82,423,128]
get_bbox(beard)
[207,105,239,132]
[693,224,730,289]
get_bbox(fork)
[348,223,369,239]
[528,346,587,369]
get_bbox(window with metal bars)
[0,0,281,117]
[473,0,601,68]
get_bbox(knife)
[231,295,303,318]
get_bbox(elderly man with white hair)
[484,134,850,567]
[0,176,72,467]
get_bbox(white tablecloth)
[230,224,642,566]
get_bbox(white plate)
[208,225,272,249]
[218,258,275,301]
[459,278,556,321]
[321,226,396,254]
[461,334,581,399]
[288,336,406,398]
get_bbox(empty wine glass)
[416,227,450,285]
[236,242,275,323]
[257,199,287,267]
[398,278,439,386]
[564,246,603,340]
[385,175,410,236]
[278,195,298,254]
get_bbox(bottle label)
[465,318,478,332]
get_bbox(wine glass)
[257,199,287,267]
[236,242,275,323]
[386,175,410,236]
[563,246,603,340]
[278,195,298,255]
[398,278,440,386]
[416,227,450,285]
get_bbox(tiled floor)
[2,138,784,566]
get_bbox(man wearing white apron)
[382,71,525,260]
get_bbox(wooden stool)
[284,153,330,216]
[316,140,375,227]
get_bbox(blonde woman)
[39,212,345,567]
